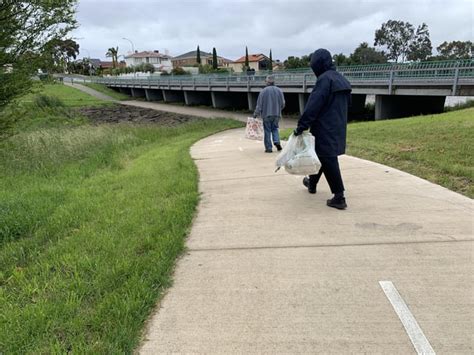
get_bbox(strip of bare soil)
[78,105,202,126]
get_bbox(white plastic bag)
[245,117,263,141]
[275,132,321,175]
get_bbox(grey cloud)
[73,0,473,61]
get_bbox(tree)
[42,38,80,73]
[332,53,350,66]
[141,63,155,73]
[212,47,218,69]
[66,57,91,76]
[435,41,473,60]
[106,46,119,68]
[269,49,273,71]
[375,20,433,62]
[244,46,249,70]
[196,45,201,64]
[283,55,311,69]
[350,42,387,65]
[407,23,432,61]
[0,1,78,112]
[374,20,415,62]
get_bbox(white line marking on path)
[379,281,435,355]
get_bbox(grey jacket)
[254,85,285,119]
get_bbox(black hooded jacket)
[296,49,352,157]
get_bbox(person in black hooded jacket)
[294,48,352,210]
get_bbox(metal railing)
[89,59,474,91]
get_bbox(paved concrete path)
[119,100,297,128]
[64,82,117,102]
[139,128,473,354]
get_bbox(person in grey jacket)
[253,75,285,153]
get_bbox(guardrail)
[84,59,473,95]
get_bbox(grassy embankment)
[281,108,474,198]
[0,83,243,353]
[82,82,131,101]
[22,82,114,107]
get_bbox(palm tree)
[106,46,119,68]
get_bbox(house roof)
[171,50,232,63]
[233,54,269,63]
[172,50,212,60]
[125,51,171,59]
[87,58,102,67]
[99,61,114,68]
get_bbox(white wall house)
[124,51,173,72]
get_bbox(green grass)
[0,84,244,353]
[83,83,131,101]
[280,108,474,198]
[20,83,112,108]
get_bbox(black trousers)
[309,156,345,194]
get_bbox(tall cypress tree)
[245,46,249,70]
[269,49,273,72]
[196,45,201,64]
[212,47,218,69]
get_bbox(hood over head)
[310,48,335,77]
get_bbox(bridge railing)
[92,59,474,88]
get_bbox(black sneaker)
[326,197,347,210]
[302,176,316,194]
[275,143,282,151]
[265,149,272,153]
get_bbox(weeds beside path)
[0,83,244,353]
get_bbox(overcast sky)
[72,0,473,61]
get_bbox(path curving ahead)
[139,128,473,354]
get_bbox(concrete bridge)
[93,60,474,119]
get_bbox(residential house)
[99,61,114,70]
[229,53,272,73]
[88,58,102,69]
[171,50,231,68]
[124,50,173,72]
[272,59,285,71]
[77,58,124,70]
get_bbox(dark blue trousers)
[309,156,345,194]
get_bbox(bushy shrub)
[198,64,230,74]
[171,67,188,75]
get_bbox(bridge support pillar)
[184,91,212,106]
[375,95,446,120]
[298,93,308,115]
[119,88,132,96]
[247,92,258,111]
[211,92,233,109]
[145,89,163,101]
[163,90,185,103]
[131,88,146,98]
